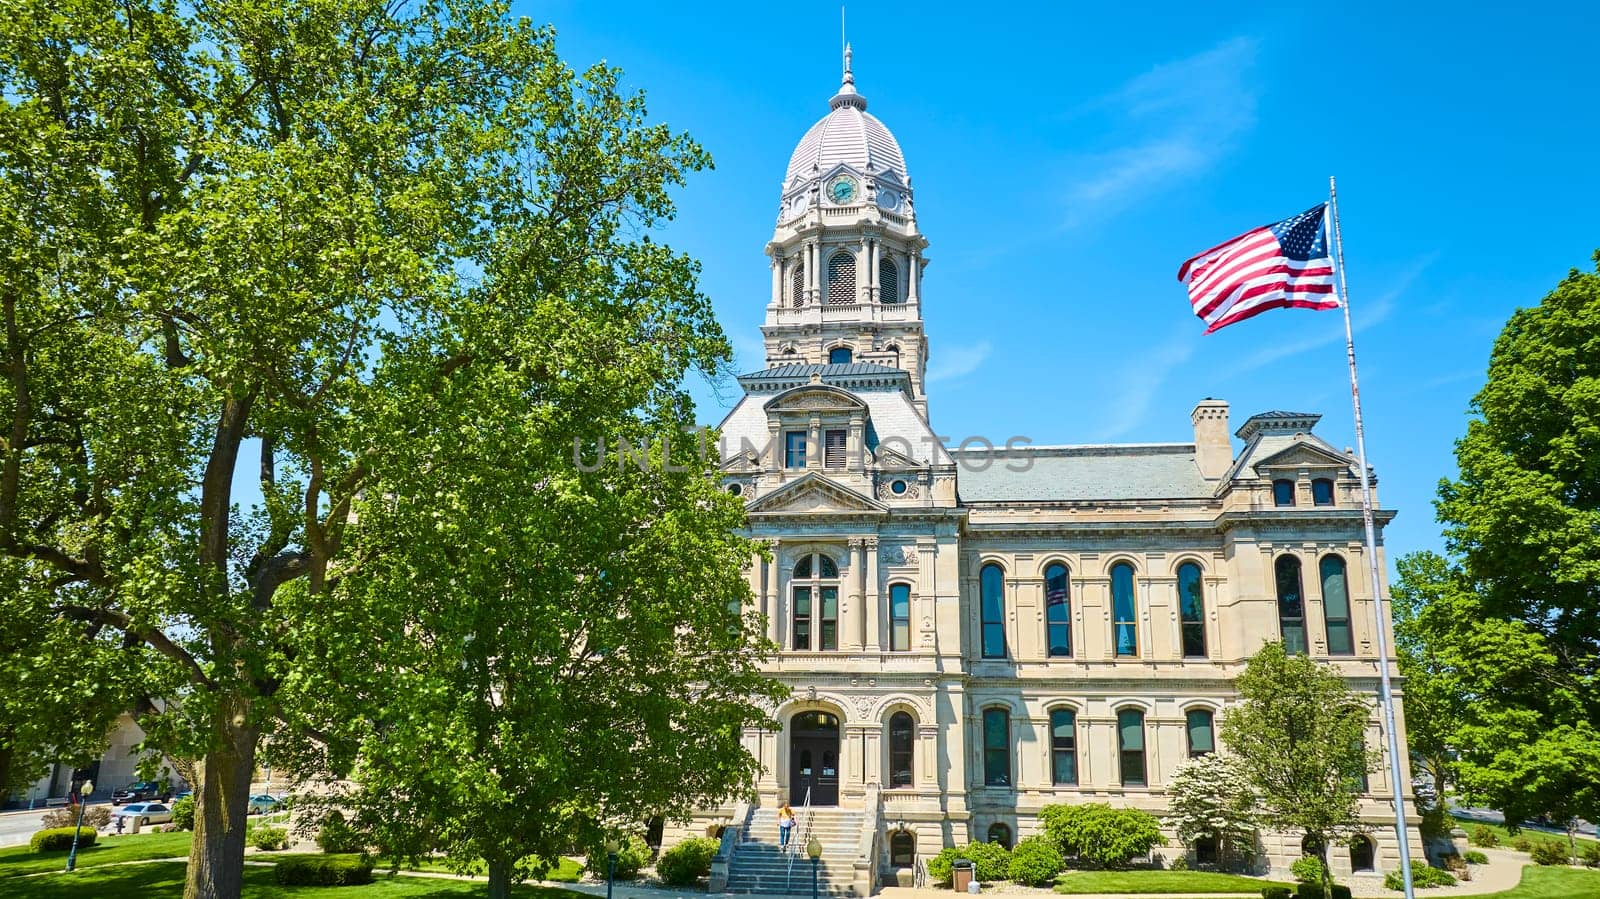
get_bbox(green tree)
[0,0,740,896]
[1390,552,1462,797]
[1164,753,1260,872]
[1220,642,1372,897]
[1399,253,1600,835]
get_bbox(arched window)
[879,258,900,303]
[986,823,1012,849]
[1111,563,1138,657]
[1312,478,1335,506]
[889,831,916,867]
[827,251,856,306]
[1117,709,1147,786]
[1301,834,1325,858]
[828,346,853,365]
[982,708,1010,786]
[1275,555,1307,654]
[792,553,839,651]
[1320,555,1354,655]
[790,258,805,307]
[884,343,901,368]
[1349,835,1375,872]
[1178,562,1206,658]
[888,712,914,788]
[889,583,912,652]
[1186,709,1215,758]
[1049,708,1077,785]
[980,564,1006,659]
[1195,836,1219,866]
[1273,479,1296,506]
[1044,563,1072,657]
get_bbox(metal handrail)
[913,856,929,889]
[786,786,812,893]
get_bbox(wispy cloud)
[1096,328,1201,439]
[1065,37,1260,222]
[927,340,993,384]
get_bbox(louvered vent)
[827,252,856,306]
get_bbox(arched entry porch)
[789,710,840,806]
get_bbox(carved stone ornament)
[876,480,921,500]
[879,544,917,566]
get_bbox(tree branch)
[56,605,216,690]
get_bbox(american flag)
[1177,204,1339,333]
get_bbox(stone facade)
[682,53,1425,894]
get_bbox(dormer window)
[828,347,853,364]
[1272,479,1296,506]
[785,431,808,469]
[1312,478,1335,506]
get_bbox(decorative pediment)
[746,472,886,515]
[1253,441,1353,472]
[871,444,921,472]
[720,448,762,473]
[762,384,868,415]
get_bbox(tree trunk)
[487,856,513,899]
[1320,843,1333,899]
[184,698,258,899]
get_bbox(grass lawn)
[1452,815,1600,853]
[0,860,595,898]
[398,855,583,881]
[1464,865,1600,898]
[1054,869,1293,893]
[0,829,192,877]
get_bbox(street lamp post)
[605,837,620,899]
[65,780,94,872]
[806,835,823,899]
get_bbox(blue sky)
[523,1,1600,569]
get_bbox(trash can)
[951,859,974,892]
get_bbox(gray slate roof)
[953,444,1212,502]
[737,363,911,390]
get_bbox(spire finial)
[843,42,854,87]
[829,32,866,111]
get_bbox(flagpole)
[1328,175,1415,899]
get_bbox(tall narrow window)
[828,347,853,365]
[1050,709,1077,785]
[1273,479,1296,506]
[1185,709,1215,758]
[1111,563,1138,657]
[827,251,856,306]
[792,554,839,651]
[980,564,1006,659]
[982,708,1010,786]
[1045,563,1072,657]
[785,431,807,469]
[986,823,1012,849]
[879,258,900,303]
[1117,709,1146,786]
[1350,836,1375,873]
[1276,555,1308,654]
[790,258,805,307]
[824,428,847,468]
[1320,555,1354,655]
[889,583,912,652]
[889,712,914,788]
[1178,562,1206,658]
[1312,478,1335,506]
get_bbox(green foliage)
[1219,643,1370,895]
[248,825,288,851]
[1511,835,1534,853]
[1530,840,1570,866]
[29,827,97,852]
[1164,754,1259,872]
[1289,855,1325,884]
[1294,884,1352,899]
[1167,853,1188,871]
[39,805,111,830]
[1385,865,1455,889]
[585,835,650,881]
[1262,888,1293,899]
[1418,803,1450,841]
[1468,824,1499,847]
[1463,850,1489,864]
[1040,803,1166,869]
[272,854,375,886]
[1006,836,1064,886]
[169,796,195,831]
[926,846,957,882]
[655,837,719,886]
[316,811,364,855]
[1584,841,1600,868]
[962,840,1013,881]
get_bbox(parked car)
[247,794,283,815]
[112,781,170,805]
[113,802,174,827]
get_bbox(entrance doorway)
[789,711,840,806]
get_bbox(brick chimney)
[1191,398,1232,480]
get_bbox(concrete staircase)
[724,806,866,895]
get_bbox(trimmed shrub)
[585,834,651,880]
[1290,855,1326,884]
[170,796,195,831]
[1530,840,1569,866]
[1582,841,1600,868]
[316,810,364,854]
[40,805,111,830]
[1168,853,1189,871]
[926,847,958,883]
[1510,835,1533,853]
[1468,824,1499,848]
[962,840,1012,881]
[1007,836,1064,886]
[1039,802,1166,869]
[250,825,288,851]
[656,837,720,886]
[1384,865,1455,889]
[1295,885,1352,899]
[1261,888,1293,899]
[1463,850,1488,864]
[272,854,374,886]
[30,827,98,852]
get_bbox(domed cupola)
[781,45,911,220]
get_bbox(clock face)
[828,176,857,204]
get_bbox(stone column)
[907,254,921,304]
[918,542,937,650]
[845,539,865,652]
[856,235,869,305]
[767,542,783,646]
[770,254,781,305]
[864,537,881,651]
[870,239,881,303]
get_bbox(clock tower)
[762,46,932,417]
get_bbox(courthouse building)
[688,51,1424,895]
